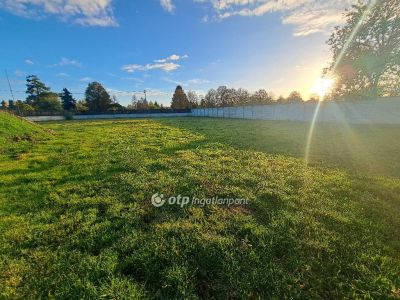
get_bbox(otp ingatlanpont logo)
[151,193,165,207]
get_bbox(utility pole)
[5,69,15,102]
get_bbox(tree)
[203,89,217,107]
[327,0,400,99]
[276,95,286,103]
[35,92,62,111]
[129,95,138,109]
[250,89,273,105]
[8,100,15,110]
[136,98,149,110]
[235,88,251,106]
[1,100,7,108]
[26,75,50,105]
[85,82,112,113]
[308,94,321,103]
[15,101,35,113]
[24,75,61,111]
[171,85,190,109]
[60,88,76,111]
[76,100,88,113]
[286,91,303,103]
[187,91,199,108]
[148,101,160,109]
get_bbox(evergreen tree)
[171,85,190,109]
[60,88,77,110]
[26,75,50,105]
[8,100,15,109]
[85,82,112,113]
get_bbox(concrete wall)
[73,112,192,120]
[192,98,400,124]
[25,116,66,122]
[23,99,400,124]
[25,112,192,122]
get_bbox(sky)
[0,0,357,106]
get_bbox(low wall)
[25,116,66,122]
[192,98,400,124]
[25,112,192,122]
[74,112,192,120]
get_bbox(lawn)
[1,114,399,299]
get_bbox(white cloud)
[122,63,180,73]
[122,54,188,73]
[50,57,82,68]
[57,72,70,77]
[14,70,26,77]
[0,0,117,27]
[155,54,188,63]
[80,76,92,82]
[187,78,209,84]
[25,59,34,65]
[160,0,175,13]
[162,77,210,86]
[194,0,357,36]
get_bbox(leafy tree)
[250,89,273,105]
[60,88,76,111]
[148,101,160,109]
[308,94,321,103]
[327,0,400,99]
[15,101,35,113]
[76,100,89,113]
[276,95,286,103]
[286,91,303,103]
[35,92,62,111]
[1,100,7,108]
[85,82,112,113]
[187,91,199,108]
[203,89,217,108]
[235,88,251,106]
[136,98,149,110]
[171,85,190,109]
[215,86,230,107]
[26,75,50,105]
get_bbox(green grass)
[160,118,400,178]
[0,111,50,158]
[0,116,399,299]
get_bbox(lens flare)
[304,0,378,166]
[311,78,334,98]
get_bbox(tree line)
[0,76,168,115]
[0,76,311,114]
[169,85,311,109]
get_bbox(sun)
[310,78,334,98]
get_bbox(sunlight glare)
[310,78,334,98]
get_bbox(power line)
[4,69,15,102]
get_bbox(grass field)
[1,113,399,299]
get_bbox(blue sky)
[0,0,356,106]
